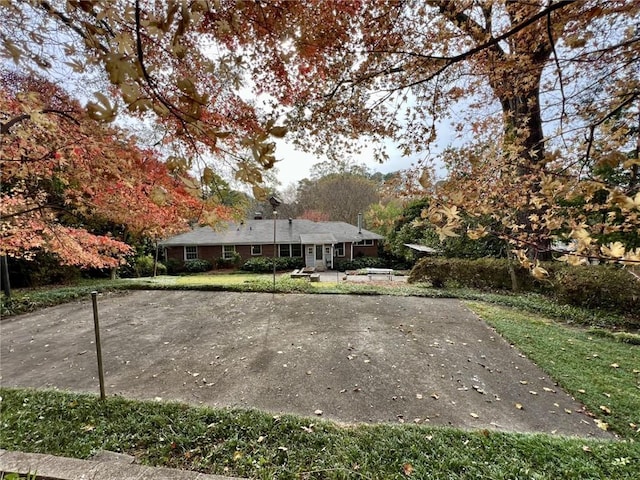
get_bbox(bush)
[130,255,167,277]
[334,257,388,271]
[165,258,185,275]
[215,252,242,269]
[184,259,212,273]
[409,258,640,319]
[241,256,305,273]
[408,257,544,290]
[553,266,640,317]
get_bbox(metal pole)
[91,291,106,400]
[273,210,277,291]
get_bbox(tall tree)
[296,173,380,224]
[1,72,221,270]
[3,1,638,266]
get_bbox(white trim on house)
[222,245,236,260]
[184,245,198,260]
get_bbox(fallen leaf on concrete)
[416,393,423,399]
[470,412,479,418]
[595,419,609,431]
[519,380,528,385]
[543,387,555,393]
[314,409,323,416]
[431,393,440,400]
[529,391,538,395]
[515,403,523,410]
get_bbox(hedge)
[333,257,388,271]
[408,257,639,318]
[184,259,212,273]
[240,256,305,273]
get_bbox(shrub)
[215,252,242,269]
[410,258,639,319]
[553,266,640,317]
[334,257,387,271]
[184,258,212,273]
[165,258,185,275]
[241,256,305,273]
[131,255,167,277]
[408,257,542,290]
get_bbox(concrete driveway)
[0,290,611,438]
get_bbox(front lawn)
[1,387,638,479]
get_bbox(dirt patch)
[0,290,611,438]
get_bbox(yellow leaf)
[531,262,548,280]
[515,403,523,410]
[470,412,479,418]
[594,419,609,431]
[601,242,625,259]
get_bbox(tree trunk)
[1,255,11,298]
[499,86,552,260]
[506,246,520,293]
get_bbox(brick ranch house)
[160,218,384,270]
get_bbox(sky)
[271,125,455,188]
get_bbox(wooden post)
[91,291,106,400]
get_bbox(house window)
[279,244,303,257]
[185,246,198,260]
[355,239,374,246]
[251,245,262,256]
[335,242,345,257]
[222,245,236,260]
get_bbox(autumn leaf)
[403,463,414,476]
[594,419,609,431]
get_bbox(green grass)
[174,273,265,285]
[1,388,639,479]
[466,302,640,442]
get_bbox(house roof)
[160,219,384,246]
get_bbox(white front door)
[305,245,315,267]
[315,244,325,269]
